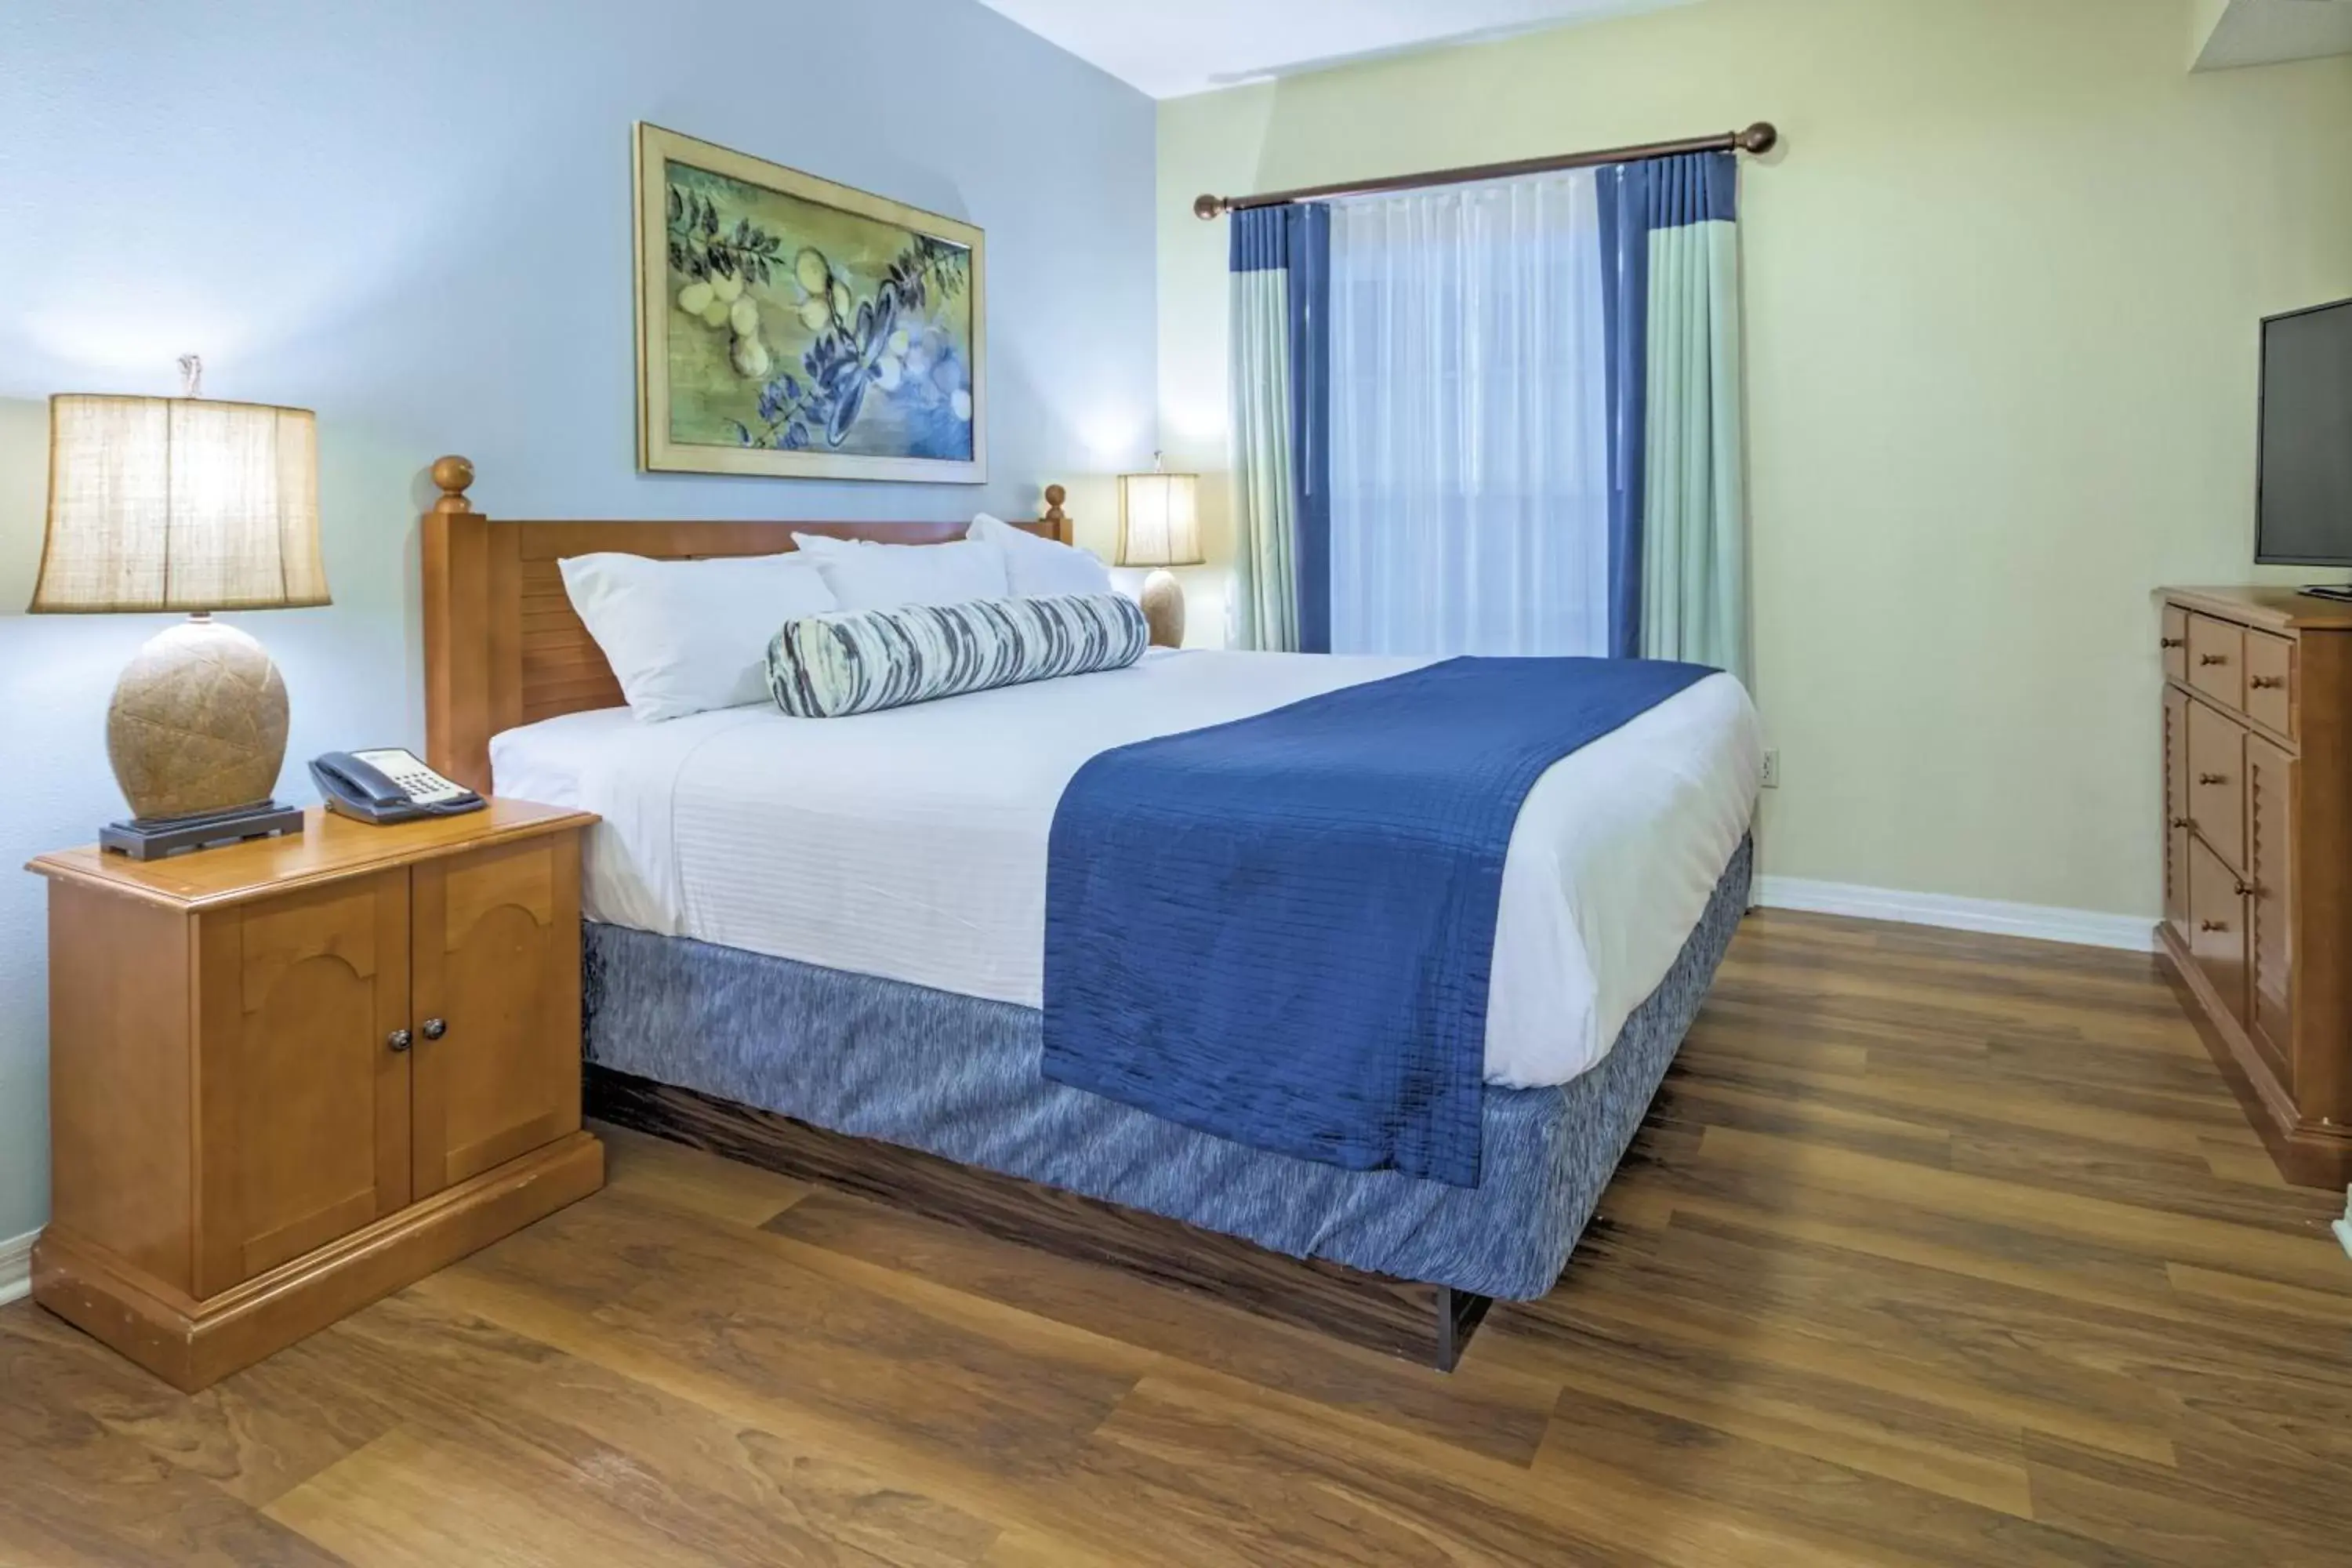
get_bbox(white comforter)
[491,649,1760,1089]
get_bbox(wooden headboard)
[419,455,1075,793]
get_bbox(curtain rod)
[1192,122,1778,220]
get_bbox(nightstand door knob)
[387,1028,413,1053]
[422,1018,448,1042]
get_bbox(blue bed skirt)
[582,835,1751,1301]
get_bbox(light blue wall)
[0,0,1157,1244]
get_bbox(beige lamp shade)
[31,394,328,613]
[1116,470,1203,568]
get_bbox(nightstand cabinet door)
[194,869,412,1296]
[408,834,585,1199]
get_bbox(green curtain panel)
[1599,151,1749,685]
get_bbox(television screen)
[2257,298,2352,566]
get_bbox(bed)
[419,458,1760,1368]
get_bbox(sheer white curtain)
[1327,171,1610,657]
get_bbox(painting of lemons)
[634,125,986,483]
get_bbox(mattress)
[492,649,1760,1088]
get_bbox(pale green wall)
[1156,0,2352,918]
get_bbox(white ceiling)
[2194,0,2352,70]
[975,0,1694,100]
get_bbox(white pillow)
[558,551,837,722]
[968,512,1112,599]
[790,532,1011,610]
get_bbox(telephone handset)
[310,748,485,825]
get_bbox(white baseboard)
[0,1228,34,1307]
[1755,875,2154,953]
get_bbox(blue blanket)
[1040,655,1713,1187]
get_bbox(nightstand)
[26,799,604,1391]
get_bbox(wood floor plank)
[1673,1051,2225,1159]
[593,1118,815,1226]
[763,1187,1563,1468]
[266,1426,739,1568]
[452,1187,1148,1479]
[1534,1381,2146,1568]
[1693,1123,2350,1291]
[405,1267,1330,1568]
[2022,1431,2343,1567]
[0,1318,351,1567]
[1491,1297,2035,1515]
[263,1293,1000,1568]
[1708,963,2201,1057]
[1498,1272,2181,1467]
[1110,1373,1887,1568]
[0,1302,398,1512]
[6,905,2350,1566]
[2164,1261,2352,1321]
[2195,1135,2296,1189]
[1651,1074,1957,1165]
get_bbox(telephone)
[310,748,485,825]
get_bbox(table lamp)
[29,358,329,858]
[1116,458,1203,648]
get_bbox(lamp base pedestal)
[105,614,293,833]
[1139,568,1187,649]
[100,800,306,861]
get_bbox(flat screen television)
[2256,296,2352,570]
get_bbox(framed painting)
[633,123,986,484]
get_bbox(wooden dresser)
[27,800,604,1390]
[2158,586,2352,1188]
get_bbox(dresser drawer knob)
[2169,816,2192,830]
[2198,653,2229,666]
[2200,918,2229,933]
[422,1018,448,1042]
[2197,772,2227,786]
[387,1028,413,1054]
[2250,676,2285,691]
[2160,636,2184,649]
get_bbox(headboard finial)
[1042,483,1069,539]
[430,455,476,515]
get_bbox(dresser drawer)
[2187,613,2245,710]
[2245,630,2294,737]
[2161,604,2188,683]
[2187,697,2245,873]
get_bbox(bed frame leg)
[1433,1286,1494,1372]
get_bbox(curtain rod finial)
[1738,122,1778,154]
[1192,193,1226,221]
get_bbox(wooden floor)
[5,910,2351,1567]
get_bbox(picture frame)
[633,122,987,484]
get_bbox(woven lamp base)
[1139,569,1187,649]
[106,617,292,823]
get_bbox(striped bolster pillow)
[766,591,1149,718]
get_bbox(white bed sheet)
[492,650,1760,1089]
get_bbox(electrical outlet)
[1760,750,1780,789]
